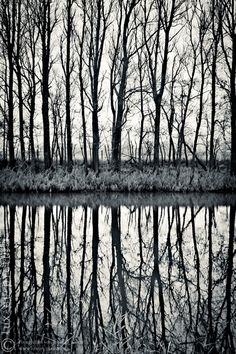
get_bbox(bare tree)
[15,0,26,161]
[192,1,210,166]
[86,0,112,172]
[220,0,236,175]
[24,0,40,165]
[43,206,52,337]
[75,0,88,173]
[61,0,76,171]
[37,0,57,169]
[143,0,185,172]
[50,80,65,165]
[209,0,221,170]
[134,14,148,168]
[0,53,9,161]
[0,0,17,166]
[177,5,198,168]
[111,0,140,171]
[163,53,182,165]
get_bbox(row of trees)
[0,0,235,173]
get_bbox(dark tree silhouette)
[76,1,88,174]
[61,0,76,171]
[43,206,52,337]
[0,0,17,166]
[111,0,140,171]
[38,0,57,169]
[143,0,185,172]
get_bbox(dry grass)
[0,165,236,193]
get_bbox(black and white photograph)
[0,0,235,352]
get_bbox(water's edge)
[1,191,236,207]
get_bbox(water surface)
[0,193,235,353]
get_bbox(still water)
[0,193,235,353]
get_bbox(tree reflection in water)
[0,201,235,353]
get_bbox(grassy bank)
[0,165,236,193]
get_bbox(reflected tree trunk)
[111,207,128,352]
[29,206,38,338]
[43,206,52,337]
[167,206,175,313]
[133,207,144,340]
[18,206,27,341]
[153,207,166,347]
[207,207,215,348]
[222,206,235,351]
[190,207,201,341]
[176,207,192,331]
[89,207,106,352]
[66,207,73,345]
[144,207,167,350]
[79,206,87,353]
[9,206,17,342]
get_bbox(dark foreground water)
[0,193,235,353]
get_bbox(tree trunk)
[9,206,17,341]
[112,0,137,171]
[192,50,205,165]
[16,0,25,161]
[7,0,17,166]
[16,66,25,161]
[230,34,236,175]
[78,4,88,174]
[112,55,128,171]
[41,0,52,169]
[111,207,128,350]
[153,97,161,170]
[66,207,73,341]
[138,70,145,167]
[79,68,88,173]
[8,55,15,165]
[65,0,73,171]
[92,107,99,172]
[43,206,52,337]
[29,83,36,163]
[209,47,217,170]
[89,0,109,173]
[209,1,219,170]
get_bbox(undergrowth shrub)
[0,166,236,193]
